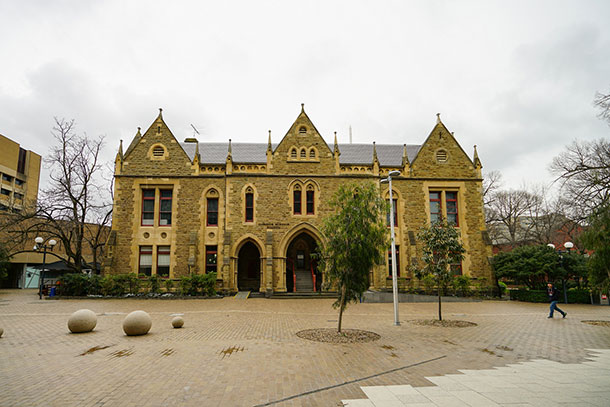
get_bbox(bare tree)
[550,138,610,218]
[1,118,112,272]
[526,185,572,245]
[486,189,541,247]
[482,170,503,208]
[594,88,610,125]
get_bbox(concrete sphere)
[67,309,97,333]
[0,327,3,337]
[123,310,152,336]
[171,316,184,328]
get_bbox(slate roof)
[180,142,421,167]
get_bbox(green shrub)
[164,278,174,293]
[58,273,90,296]
[453,275,471,296]
[498,281,507,296]
[421,274,436,294]
[148,275,161,294]
[510,288,592,304]
[179,276,192,296]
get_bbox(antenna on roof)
[349,125,352,144]
[190,124,200,137]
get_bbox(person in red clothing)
[547,283,567,318]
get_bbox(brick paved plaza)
[1,289,609,406]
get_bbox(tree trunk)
[438,287,443,321]
[337,283,346,333]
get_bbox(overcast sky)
[1,0,608,192]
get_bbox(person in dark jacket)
[547,283,567,318]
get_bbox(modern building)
[0,134,41,212]
[105,106,493,294]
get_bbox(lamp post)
[381,170,401,326]
[547,241,573,304]
[34,237,57,300]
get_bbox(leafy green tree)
[581,205,610,290]
[318,182,388,333]
[493,245,556,289]
[416,220,465,321]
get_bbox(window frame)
[388,245,400,277]
[156,245,171,277]
[386,198,398,227]
[245,191,254,223]
[306,189,315,215]
[205,245,218,274]
[293,189,302,215]
[206,197,219,226]
[139,245,153,276]
[159,189,172,226]
[429,190,459,226]
[141,189,156,226]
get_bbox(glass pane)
[142,214,154,225]
[140,254,152,266]
[208,213,218,225]
[245,194,253,206]
[143,200,154,211]
[160,213,171,225]
[208,198,218,211]
[430,201,440,214]
[143,190,155,198]
[446,201,457,213]
[158,254,170,267]
[429,192,440,200]
[160,200,172,211]
[446,192,457,200]
[431,213,440,223]
[447,214,457,225]
[157,266,169,277]
[160,190,172,198]
[246,208,253,221]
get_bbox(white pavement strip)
[342,349,610,407]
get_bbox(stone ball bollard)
[123,310,152,336]
[67,309,97,333]
[171,316,184,328]
[0,327,3,338]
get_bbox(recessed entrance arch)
[237,241,261,291]
[286,231,321,292]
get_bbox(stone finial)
[373,141,378,162]
[402,143,409,167]
[227,139,232,157]
[137,127,141,136]
[118,139,123,157]
[333,131,340,155]
[436,113,441,124]
[157,108,163,120]
[473,144,482,168]
[301,103,305,112]
[267,130,272,152]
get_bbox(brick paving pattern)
[1,289,609,406]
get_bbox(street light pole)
[547,241,573,305]
[381,170,401,326]
[35,237,57,300]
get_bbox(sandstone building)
[105,106,493,294]
[0,134,40,212]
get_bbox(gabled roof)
[180,141,421,166]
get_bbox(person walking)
[547,283,567,318]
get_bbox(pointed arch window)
[300,148,306,158]
[245,187,254,222]
[309,148,316,159]
[299,126,307,134]
[293,185,302,215]
[206,189,219,226]
[291,148,297,159]
[306,185,315,215]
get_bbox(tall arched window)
[293,185,302,215]
[245,187,254,222]
[309,148,316,159]
[291,148,297,158]
[206,189,219,226]
[300,148,306,158]
[306,185,315,214]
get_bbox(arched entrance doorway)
[237,241,261,291]
[286,232,321,292]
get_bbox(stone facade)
[105,107,493,293]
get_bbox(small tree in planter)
[318,182,388,333]
[416,220,465,321]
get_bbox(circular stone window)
[436,149,448,163]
